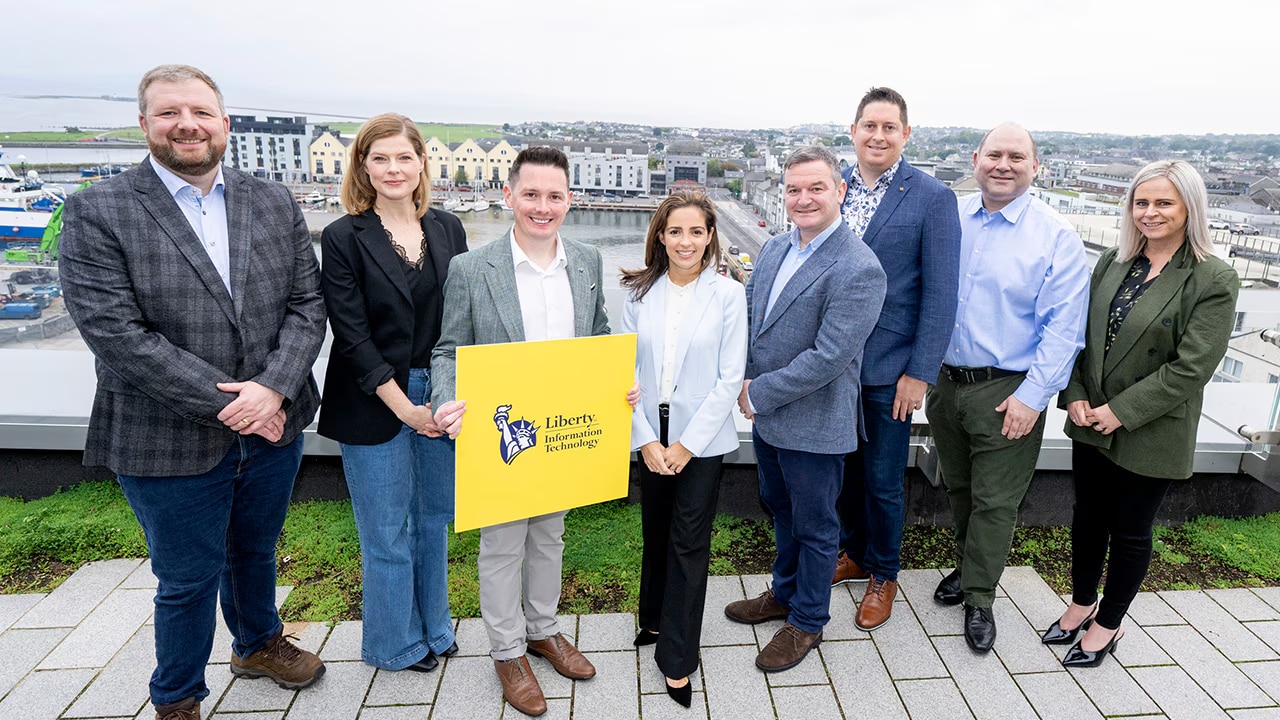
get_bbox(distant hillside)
[325,122,502,141]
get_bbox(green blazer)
[1059,243,1238,479]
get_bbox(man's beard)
[150,136,225,177]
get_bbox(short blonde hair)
[341,113,431,218]
[1118,160,1212,263]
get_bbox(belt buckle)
[658,402,670,418]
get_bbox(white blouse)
[660,274,697,403]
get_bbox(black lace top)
[386,228,441,366]
[1105,253,1154,356]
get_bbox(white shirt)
[660,275,696,403]
[510,230,575,342]
[150,156,231,294]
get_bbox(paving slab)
[319,620,364,662]
[1250,621,1280,655]
[0,593,42,633]
[990,597,1062,674]
[998,565,1066,631]
[641,690,710,719]
[1146,624,1274,708]
[282,660,375,719]
[63,626,153,718]
[353,705,432,720]
[209,712,283,720]
[819,583,862,641]
[1112,622,1175,668]
[451,616,489,656]
[1128,592,1187,626]
[1014,670,1105,720]
[365,663,439,706]
[1209,589,1280,622]
[1239,660,1280,705]
[934,634,1036,720]
[1160,590,1278,662]
[13,558,140,629]
[701,644,773,720]
[895,678,975,720]
[869,599,947,680]
[772,683,842,720]
[576,612,636,652]
[39,587,154,669]
[572,651,640,719]
[1231,709,1280,720]
[823,639,907,720]
[701,575,755,647]
[427,654,505,720]
[121,558,158,589]
[0,667,97,720]
[217,672,298,712]
[1130,664,1232,720]
[1066,653,1161,716]
[898,568,962,637]
[0,626,69,697]
[557,614,579,644]
[741,574,772,597]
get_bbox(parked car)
[1231,223,1261,235]
[30,284,61,297]
[8,268,57,285]
[0,302,42,320]
[1208,219,1230,230]
[757,220,767,227]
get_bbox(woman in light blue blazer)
[620,191,748,707]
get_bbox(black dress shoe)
[404,650,439,672]
[633,629,659,647]
[964,604,996,653]
[1062,628,1123,668]
[934,569,963,606]
[665,678,692,708]
[440,642,460,658]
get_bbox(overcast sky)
[5,0,1277,136]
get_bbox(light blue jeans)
[340,368,456,669]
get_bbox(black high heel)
[1041,606,1097,645]
[1062,628,1124,668]
[633,629,659,647]
[665,678,692,708]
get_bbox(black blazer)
[318,207,467,444]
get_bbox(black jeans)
[1070,443,1172,629]
[637,405,723,679]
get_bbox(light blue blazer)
[621,266,748,458]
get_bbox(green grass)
[1181,512,1280,579]
[325,122,503,142]
[0,128,144,143]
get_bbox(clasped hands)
[640,441,693,475]
[433,382,642,440]
[216,380,286,441]
[1066,399,1122,436]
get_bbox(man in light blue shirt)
[927,123,1088,654]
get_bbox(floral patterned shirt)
[840,158,901,241]
[1106,253,1154,355]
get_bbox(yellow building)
[309,130,351,183]
[424,136,519,188]
[479,139,517,188]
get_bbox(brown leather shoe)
[155,697,199,720]
[755,622,822,672]
[856,576,898,630]
[526,633,596,679]
[724,588,789,624]
[831,551,870,586]
[494,656,547,716]
[231,629,326,689]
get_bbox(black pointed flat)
[633,629,659,647]
[665,678,692,708]
[1062,629,1123,668]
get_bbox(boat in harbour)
[472,197,491,212]
[1,153,66,251]
[453,201,473,213]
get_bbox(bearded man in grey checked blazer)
[58,65,327,720]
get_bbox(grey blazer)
[431,232,609,407]
[745,222,887,455]
[58,159,326,476]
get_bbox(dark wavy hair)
[620,191,719,301]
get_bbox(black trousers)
[637,408,724,679]
[1070,443,1172,630]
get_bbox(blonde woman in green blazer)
[1045,160,1238,668]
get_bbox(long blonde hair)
[1118,160,1212,263]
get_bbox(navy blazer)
[745,222,887,455]
[842,160,960,386]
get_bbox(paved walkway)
[4,560,1280,719]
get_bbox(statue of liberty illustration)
[493,405,538,464]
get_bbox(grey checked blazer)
[58,158,326,476]
[745,222,887,455]
[431,232,609,408]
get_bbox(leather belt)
[942,364,1023,385]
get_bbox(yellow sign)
[454,334,638,532]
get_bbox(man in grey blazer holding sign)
[724,146,887,673]
[433,147,620,717]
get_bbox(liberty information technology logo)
[493,405,538,465]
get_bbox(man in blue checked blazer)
[723,146,886,674]
[58,65,327,720]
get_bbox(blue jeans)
[118,433,303,707]
[340,368,456,669]
[837,383,913,581]
[753,428,844,634]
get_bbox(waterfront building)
[649,170,666,197]
[1075,163,1142,197]
[551,141,648,196]
[477,138,517,188]
[226,115,317,183]
[665,141,707,189]
[309,129,351,184]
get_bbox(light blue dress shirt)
[764,216,843,321]
[150,156,231,294]
[946,191,1089,411]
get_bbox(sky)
[4,0,1278,136]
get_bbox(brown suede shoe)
[526,633,596,680]
[831,551,870,586]
[755,622,822,672]
[155,698,199,720]
[231,629,326,689]
[856,576,898,630]
[495,656,547,716]
[725,588,790,624]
